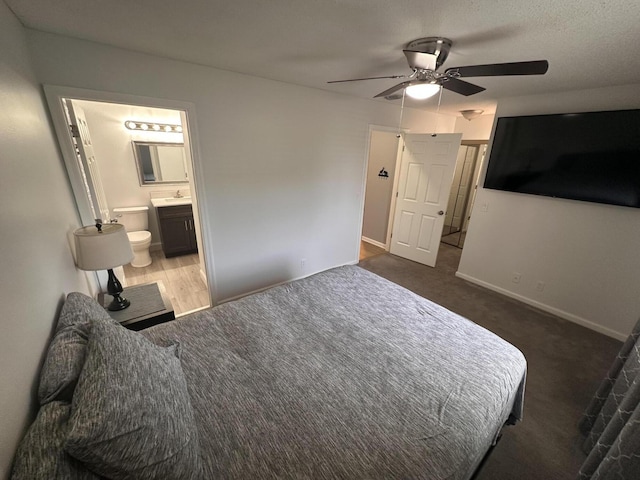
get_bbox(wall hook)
[378,167,389,178]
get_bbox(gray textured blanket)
[142,266,526,479]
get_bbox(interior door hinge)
[396,191,398,197]
[69,124,80,138]
[402,145,405,151]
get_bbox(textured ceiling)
[6,0,640,115]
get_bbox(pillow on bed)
[56,292,116,332]
[65,320,201,480]
[38,323,90,405]
[11,401,102,479]
[38,292,119,405]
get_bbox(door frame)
[357,124,408,259]
[44,85,217,305]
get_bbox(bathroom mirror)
[132,141,189,185]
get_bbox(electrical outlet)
[536,281,545,292]
[512,272,521,284]
[480,202,489,212]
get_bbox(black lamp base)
[107,294,130,311]
[106,268,130,311]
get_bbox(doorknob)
[438,210,444,215]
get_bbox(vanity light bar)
[124,121,183,133]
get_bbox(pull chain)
[396,89,406,139]
[432,85,444,137]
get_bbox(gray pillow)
[65,320,202,480]
[38,323,90,404]
[56,292,116,332]
[11,401,102,479]
[39,292,121,404]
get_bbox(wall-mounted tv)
[484,109,640,208]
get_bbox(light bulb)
[152,124,161,131]
[164,125,172,132]
[405,83,440,100]
[125,121,137,130]
[175,125,183,133]
[140,123,149,130]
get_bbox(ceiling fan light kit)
[328,36,548,101]
[405,83,440,100]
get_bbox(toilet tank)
[112,206,149,232]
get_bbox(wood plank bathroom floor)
[123,251,210,316]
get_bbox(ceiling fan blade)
[403,50,437,70]
[442,78,486,96]
[445,60,549,77]
[373,80,415,98]
[327,74,406,84]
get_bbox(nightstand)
[99,280,175,331]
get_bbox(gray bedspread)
[142,265,526,480]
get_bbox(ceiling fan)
[328,37,549,100]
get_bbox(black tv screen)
[484,109,640,208]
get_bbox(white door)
[66,102,110,223]
[390,133,462,266]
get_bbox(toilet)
[112,206,152,268]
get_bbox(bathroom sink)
[164,196,191,203]
[150,196,192,208]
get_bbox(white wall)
[454,114,494,140]
[0,5,92,477]
[26,30,456,301]
[72,99,185,247]
[458,84,640,340]
[362,131,398,244]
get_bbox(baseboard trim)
[219,262,359,305]
[361,236,387,250]
[219,271,325,304]
[454,271,627,341]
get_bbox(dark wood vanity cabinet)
[157,205,198,257]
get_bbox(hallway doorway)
[361,129,400,252]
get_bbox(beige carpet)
[358,243,622,480]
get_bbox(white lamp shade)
[74,223,134,271]
[405,83,440,100]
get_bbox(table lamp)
[74,222,134,311]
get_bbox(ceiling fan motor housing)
[328,35,548,100]
[405,37,453,69]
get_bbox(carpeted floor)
[358,243,623,480]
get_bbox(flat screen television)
[484,109,640,208]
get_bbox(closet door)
[67,101,111,223]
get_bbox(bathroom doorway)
[45,86,213,315]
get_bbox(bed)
[11,265,526,480]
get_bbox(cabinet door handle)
[184,220,188,230]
